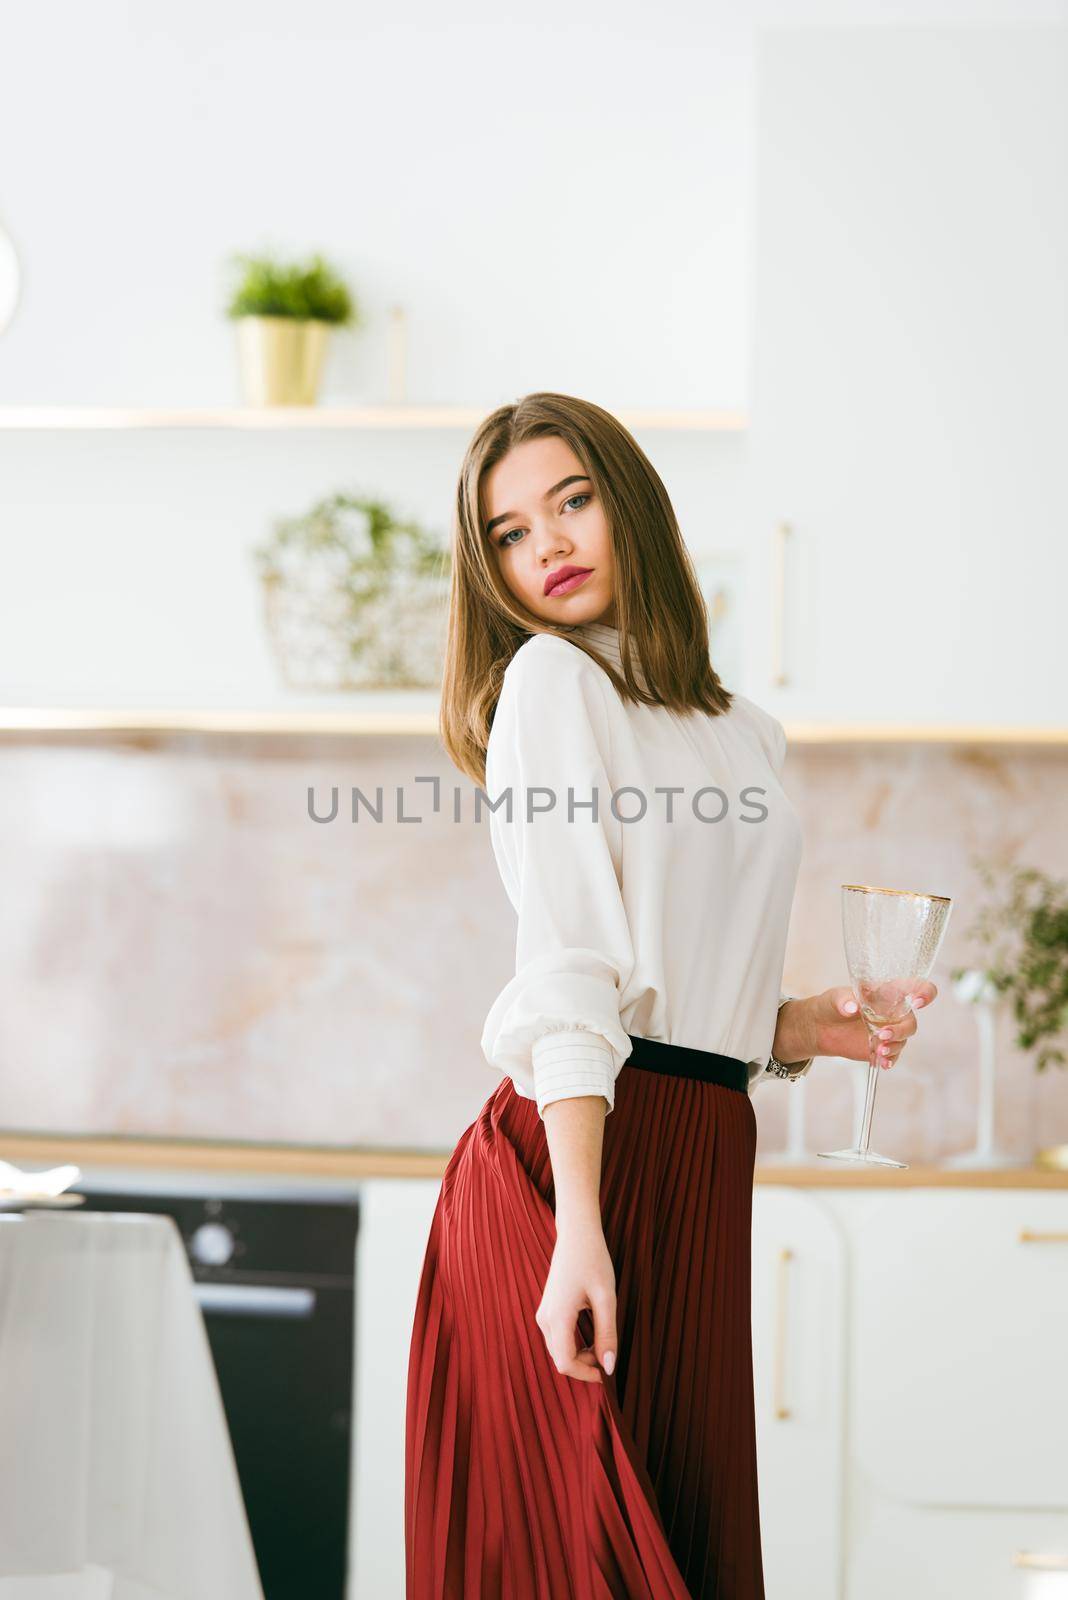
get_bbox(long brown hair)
[439,391,733,786]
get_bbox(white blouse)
[479,620,812,1117]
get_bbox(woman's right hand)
[536,1216,618,1385]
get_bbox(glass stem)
[857,1025,881,1153]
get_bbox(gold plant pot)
[235,315,330,406]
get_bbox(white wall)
[0,0,1062,708]
[1,0,1059,410]
[1,0,757,411]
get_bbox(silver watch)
[766,995,814,1081]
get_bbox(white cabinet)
[831,1187,1068,1600]
[350,1178,442,1600]
[747,28,1068,727]
[751,1186,1068,1600]
[751,1187,847,1599]
[849,1190,1068,1510]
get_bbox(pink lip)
[544,567,593,597]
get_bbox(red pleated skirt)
[405,1048,765,1600]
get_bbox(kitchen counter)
[1,1131,1066,1188]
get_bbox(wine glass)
[818,883,952,1170]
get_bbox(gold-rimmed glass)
[818,883,952,1170]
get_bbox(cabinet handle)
[1012,1552,1068,1571]
[1018,1229,1068,1243]
[771,521,791,688]
[773,1246,793,1421]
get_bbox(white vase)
[761,1067,814,1163]
[943,967,1018,1168]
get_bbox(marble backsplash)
[1,731,1065,1162]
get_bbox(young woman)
[405,393,937,1599]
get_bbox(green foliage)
[256,489,447,594]
[253,492,450,687]
[953,859,1068,1071]
[225,252,358,326]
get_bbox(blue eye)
[496,492,592,548]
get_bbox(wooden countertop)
[2,1131,1066,1187]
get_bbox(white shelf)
[781,722,1068,746]
[1,707,1065,743]
[0,405,748,432]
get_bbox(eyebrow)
[485,475,591,537]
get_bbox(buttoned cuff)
[532,1028,617,1117]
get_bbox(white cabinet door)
[351,1177,443,1600]
[752,1186,847,1599]
[748,28,1068,726]
[850,1190,1068,1509]
[846,1498,1068,1600]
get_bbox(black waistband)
[626,1034,749,1094]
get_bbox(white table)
[0,1211,264,1599]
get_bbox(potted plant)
[951,860,1068,1168]
[954,860,1068,1073]
[253,491,450,689]
[225,251,358,406]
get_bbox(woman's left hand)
[781,981,939,1069]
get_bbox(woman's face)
[482,435,617,627]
